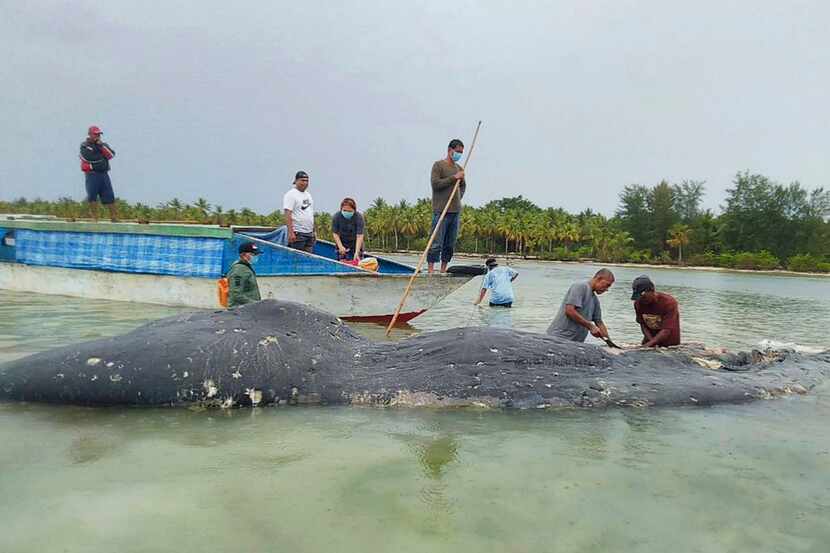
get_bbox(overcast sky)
[1,1,827,215]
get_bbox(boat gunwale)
[0,218,233,239]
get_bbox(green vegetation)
[2,171,828,273]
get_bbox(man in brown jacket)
[428,138,466,273]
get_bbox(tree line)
[2,171,828,272]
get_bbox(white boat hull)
[0,264,472,323]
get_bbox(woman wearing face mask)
[331,197,365,262]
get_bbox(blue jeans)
[427,212,459,264]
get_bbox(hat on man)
[294,170,309,181]
[485,257,498,269]
[88,125,103,136]
[631,275,655,300]
[239,242,261,255]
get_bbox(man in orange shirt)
[631,275,681,347]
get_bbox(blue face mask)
[451,151,462,162]
[341,210,354,220]
[250,255,260,265]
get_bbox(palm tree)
[168,198,184,219]
[607,230,634,262]
[365,200,390,249]
[194,198,211,221]
[498,211,521,253]
[460,208,479,253]
[414,199,433,241]
[389,200,410,251]
[557,221,581,251]
[667,224,691,263]
[212,204,224,225]
[240,208,256,225]
[479,205,499,253]
[315,212,333,240]
[526,211,550,256]
[399,205,419,250]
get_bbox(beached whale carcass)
[1,300,828,408]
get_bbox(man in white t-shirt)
[283,170,315,252]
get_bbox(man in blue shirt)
[474,257,518,307]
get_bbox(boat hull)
[0,263,472,323]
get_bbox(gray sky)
[2,0,828,215]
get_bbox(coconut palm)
[315,212,333,240]
[667,224,691,263]
[398,205,420,250]
[168,198,184,219]
[212,204,224,225]
[459,208,479,252]
[557,221,581,251]
[194,198,211,221]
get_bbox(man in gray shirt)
[547,269,615,342]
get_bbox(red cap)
[88,126,103,136]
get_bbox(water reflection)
[67,434,119,465]
[411,435,459,480]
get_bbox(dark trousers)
[84,172,115,204]
[427,212,460,264]
[289,232,316,253]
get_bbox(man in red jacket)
[80,125,117,221]
[631,275,681,347]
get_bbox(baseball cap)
[294,171,309,180]
[631,275,655,300]
[238,242,261,255]
[88,126,103,136]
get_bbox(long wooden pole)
[385,121,482,335]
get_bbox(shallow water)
[1,261,829,552]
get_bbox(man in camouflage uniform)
[227,242,262,308]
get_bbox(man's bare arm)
[643,328,671,348]
[284,210,295,241]
[565,305,602,336]
[354,234,364,259]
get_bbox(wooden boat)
[0,216,476,323]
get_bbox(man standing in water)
[547,269,615,342]
[631,275,681,347]
[283,171,315,253]
[474,257,518,307]
[428,139,466,273]
[79,125,117,221]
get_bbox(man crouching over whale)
[547,269,615,343]
[631,275,681,347]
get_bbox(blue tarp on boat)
[244,227,288,246]
[226,226,415,276]
[223,232,364,276]
[15,229,225,278]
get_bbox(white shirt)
[283,187,314,234]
